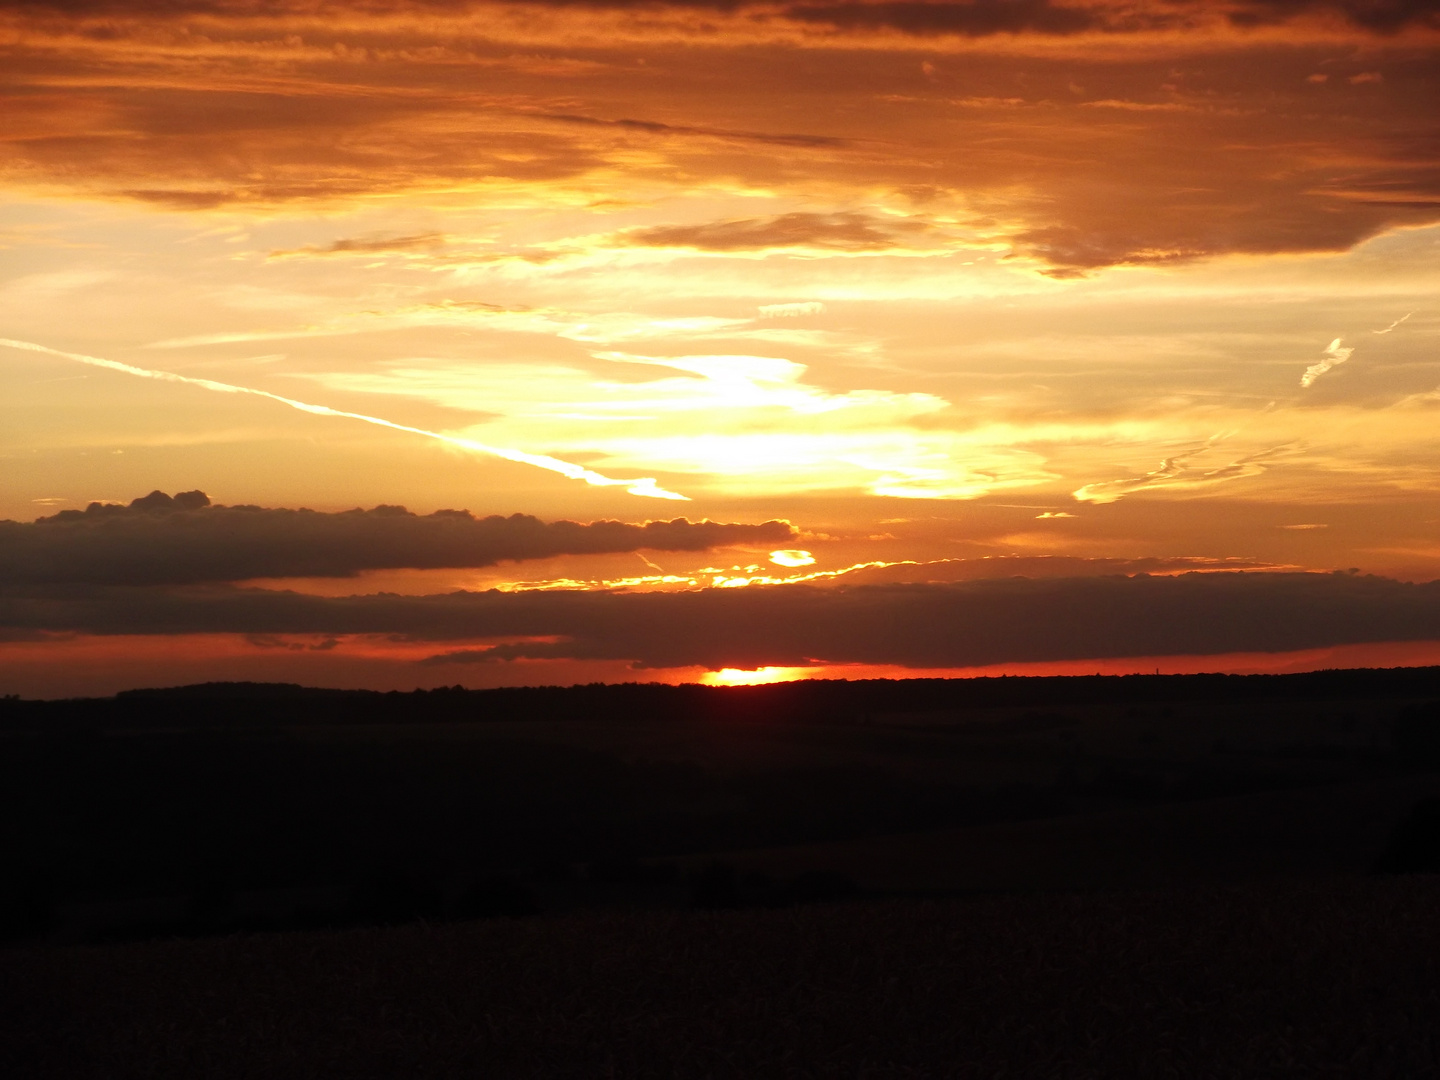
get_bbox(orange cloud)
[5,1,1437,40]
[268,232,447,259]
[619,212,937,253]
[1,3,1436,273]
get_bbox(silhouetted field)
[5,669,1440,1075]
[3,668,1440,942]
[5,877,1440,1078]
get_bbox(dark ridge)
[118,682,337,699]
[2,662,1437,948]
[102,664,1440,712]
[1,665,1438,733]
[0,666,1438,729]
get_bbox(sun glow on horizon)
[695,639,1440,690]
[701,667,818,686]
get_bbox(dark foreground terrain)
[4,668,1440,1075]
[5,878,1439,1078]
[5,668,1440,940]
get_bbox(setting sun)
[701,667,819,687]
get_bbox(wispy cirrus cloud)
[300,348,1057,500]
[758,302,826,317]
[533,111,850,149]
[485,553,1293,593]
[0,338,688,500]
[618,212,938,254]
[142,303,751,350]
[1301,337,1355,388]
[267,232,447,260]
[1072,439,1292,504]
[1373,311,1413,334]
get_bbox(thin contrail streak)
[0,338,687,501]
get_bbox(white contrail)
[1300,337,1354,388]
[1373,312,1412,335]
[0,337,687,501]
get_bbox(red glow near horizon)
[701,640,1440,685]
[6,634,1440,699]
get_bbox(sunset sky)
[2,0,1439,696]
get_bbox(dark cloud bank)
[4,571,1439,670]
[2,491,794,585]
[7,491,1439,672]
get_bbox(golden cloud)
[1,3,1436,274]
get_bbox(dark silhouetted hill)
[2,667,1439,945]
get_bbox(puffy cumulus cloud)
[0,490,795,585]
[3,572,1439,669]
